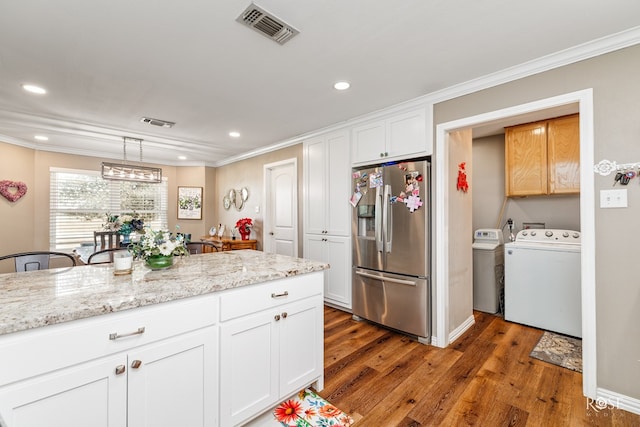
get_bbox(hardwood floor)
[320,306,640,426]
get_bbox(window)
[50,168,168,250]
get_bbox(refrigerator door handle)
[383,184,392,253]
[355,270,417,286]
[375,185,383,252]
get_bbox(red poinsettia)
[274,399,302,424]
[235,217,253,231]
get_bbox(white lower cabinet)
[219,274,324,427]
[128,327,217,427]
[0,327,217,427]
[304,234,351,309]
[0,354,127,427]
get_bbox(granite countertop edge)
[0,251,329,337]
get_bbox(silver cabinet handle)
[109,326,145,340]
[271,291,289,298]
[131,360,142,369]
[115,365,126,375]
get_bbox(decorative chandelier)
[101,137,162,183]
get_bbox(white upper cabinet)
[351,105,432,166]
[304,130,351,236]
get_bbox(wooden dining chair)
[87,248,130,264]
[185,242,218,254]
[0,251,77,272]
[94,231,121,248]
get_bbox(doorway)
[434,89,596,398]
[263,158,298,257]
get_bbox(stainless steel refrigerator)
[351,157,431,342]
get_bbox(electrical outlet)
[254,205,260,213]
[600,189,628,208]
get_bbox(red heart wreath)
[0,180,28,202]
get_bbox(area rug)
[530,331,582,373]
[273,388,354,427]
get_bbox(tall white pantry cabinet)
[303,130,352,309]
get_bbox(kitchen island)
[0,250,328,427]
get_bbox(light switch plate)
[600,189,628,208]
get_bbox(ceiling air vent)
[236,3,299,45]
[140,117,175,128]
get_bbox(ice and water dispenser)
[357,204,375,238]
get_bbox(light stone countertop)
[0,250,329,337]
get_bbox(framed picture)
[177,186,203,220]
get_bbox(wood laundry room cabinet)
[504,114,580,197]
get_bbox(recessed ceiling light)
[333,81,350,91]
[178,155,187,160]
[34,135,49,141]
[22,84,47,95]
[229,131,240,138]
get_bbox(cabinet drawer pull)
[271,291,289,299]
[131,359,143,369]
[274,314,281,321]
[282,312,288,319]
[109,327,146,341]
[115,365,126,375]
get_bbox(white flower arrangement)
[129,228,188,260]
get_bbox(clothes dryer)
[472,229,504,313]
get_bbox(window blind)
[50,168,168,250]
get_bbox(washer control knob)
[531,231,537,236]
[545,230,553,237]
[573,232,580,238]
[562,232,569,238]
[522,231,528,236]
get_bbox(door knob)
[269,232,274,235]
[115,365,126,375]
[282,312,288,319]
[131,360,142,369]
[274,314,281,321]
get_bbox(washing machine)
[504,229,581,337]
[472,229,504,313]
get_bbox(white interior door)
[264,159,298,256]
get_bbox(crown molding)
[424,25,640,104]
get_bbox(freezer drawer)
[352,268,430,339]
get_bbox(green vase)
[145,255,174,270]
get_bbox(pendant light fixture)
[101,137,162,183]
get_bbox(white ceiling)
[1,1,639,166]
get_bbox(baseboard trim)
[324,300,352,312]
[448,314,476,345]
[596,387,640,416]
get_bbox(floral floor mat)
[273,388,354,427]
[529,330,583,373]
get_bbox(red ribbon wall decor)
[0,180,28,202]
[456,163,469,193]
